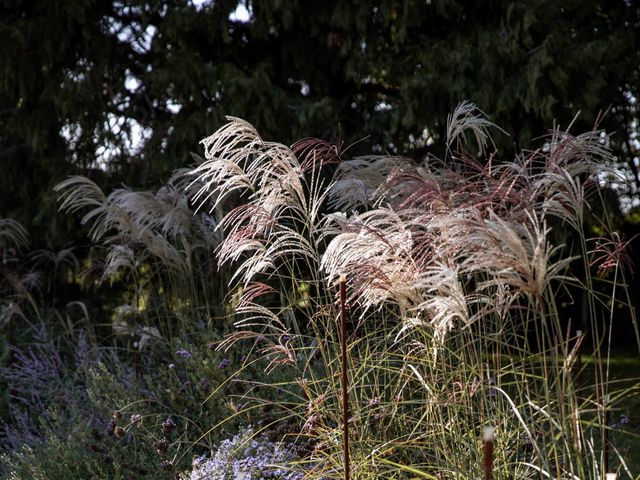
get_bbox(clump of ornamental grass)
[0,217,41,330]
[183,106,639,479]
[53,173,228,343]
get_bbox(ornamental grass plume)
[188,117,327,288]
[55,176,220,281]
[0,217,33,298]
[0,217,29,254]
[446,100,507,156]
[180,103,638,479]
[326,156,411,211]
[54,172,226,340]
[321,207,422,313]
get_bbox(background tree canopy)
[1,0,639,247]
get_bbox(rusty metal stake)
[483,426,495,480]
[604,394,610,476]
[339,274,350,480]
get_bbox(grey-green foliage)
[0,322,253,479]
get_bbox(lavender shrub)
[0,324,85,450]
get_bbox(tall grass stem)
[339,274,350,480]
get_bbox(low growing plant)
[182,425,303,480]
[0,320,284,479]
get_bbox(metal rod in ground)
[339,274,350,480]
[483,426,495,480]
[604,394,610,476]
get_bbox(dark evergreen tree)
[1,0,638,245]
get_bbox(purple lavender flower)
[175,349,192,359]
[218,358,231,369]
[620,414,631,425]
[106,418,116,436]
[161,416,176,434]
[198,378,211,391]
[156,437,169,455]
[130,414,142,425]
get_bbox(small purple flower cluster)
[185,426,303,480]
